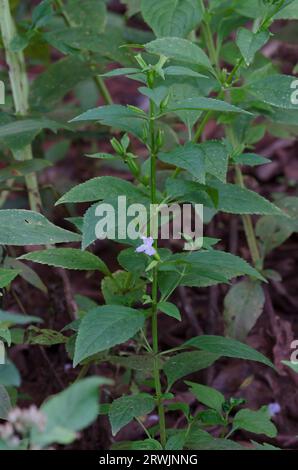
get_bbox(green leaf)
[275,0,298,19]
[5,258,47,294]
[31,0,53,28]
[102,271,146,307]
[209,180,284,215]
[233,153,271,167]
[172,250,265,282]
[0,385,11,420]
[70,105,147,138]
[185,381,225,413]
[170,97,250,114]
[64,0,106,31]
[0,118,67,152]
[0,268,20,288]
[27,327,67,346]
[236,28,269,66]
[282,360,298,373]
[200,141,229,182]
[141,0,203,38]
[0,160,52,182]
[233,407,277,438]
[186,335,274,369]
[32,377,111,446]
[109,393,155,435]
[0,360,20,387]
[56,176,148,205]
[224,280,265,341]
[118,248,148,274]
[131,439,163,450]
[20,249,109,275]
[158,301,181,321]
[163,351,220,388]
[145,37,213,71]
[164,66,207,79]
[30,56,94,109]
[109,354,159,371]
[0,309,41,326]
[247,74,298,109]
[185,427,247,450]
[165,431,187,450]
[158,143,205,182]
[74,305,145,366]
[0,210,80,245]
[101,68,140,78]
[139,86,168,107]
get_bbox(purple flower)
[135,236,156,256]
[268,402,281,417]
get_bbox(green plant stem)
[226,126,261,266]
[0,0,42,212]
[149,97,166,448]
[234,165,261,266]
[55,0,113,105]
[201,21,220,76]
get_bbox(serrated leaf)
[70,105,147,138]
[209,180,284,215]
[236,28,269,66]
[170,97,250,114]
[171,250,265,282]
[224,280,265,340]
[145,37,213,71]
[19,248,109,275]
[159,143,205,182]
[185,335,274,368]
[74,305,145,366]
[32,377,111,446]
[56,176,148,205]
[141,0,203,38]
[185,381,225,413]
[0,210,80,245]
[233,407,277,438]
[109,393,155,435]
[163,351,220,388]
[247,74,298,109]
